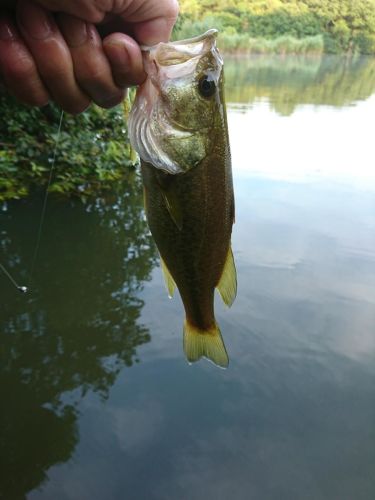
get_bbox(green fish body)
[129,30,236,367]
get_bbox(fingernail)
[0,17,17,41]
[17,1,53,40]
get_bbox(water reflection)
[0,174,157,499]
[1,54,375,500]
[225,55,375,115]
[226,54,375,187]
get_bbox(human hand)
[0,0,179,113]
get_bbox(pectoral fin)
[161,188,183,230]
[217,246,237,307]
[160,257,176,298]
[183,320,229,368]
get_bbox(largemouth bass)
[128,30,236,368]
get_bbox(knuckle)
[22,95,49,107]
[166,0,180,20]
[78,67,107,86]
[73,51,112,84]
[11,80,49,107]
[75,65,124,106]
[90,0,110,22]
[62,98,91,115]
[95,90,124,109]
[2,61,49,106]
[114,73,142,87]
[3,53,36,81]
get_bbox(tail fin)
[183,320,229,368]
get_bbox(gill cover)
[128,30,223,174]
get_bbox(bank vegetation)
[175,0,375,55]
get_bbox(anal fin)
[160,256,176,298]
[217,246,237,307]
[183,320,229,368]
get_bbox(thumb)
[132,15,177,46]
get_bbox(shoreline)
[220,51,375,58]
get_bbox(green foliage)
[0,94,137,201]
[175,0,375,54]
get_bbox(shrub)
[0,95,137,201]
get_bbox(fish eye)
[198,75,216,98]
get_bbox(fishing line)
[28,110,64,288]
[0,110,64,293]
[0,263,27,293]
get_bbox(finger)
[16,0,90,114]
[103,33,146,87]
[34,0,180,40]
[35,0,105,24]
[57,14,124,108]
[0,13,49,106]
[124,0,179,45]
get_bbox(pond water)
[1,55,375,500]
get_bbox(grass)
[218,33,324,55]
[174,18,328,55]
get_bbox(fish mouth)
[140,29,218,53]
[140,29,218,51]
[141,29,220,68]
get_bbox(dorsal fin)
[160,256,176,298]
[216,246,237,307]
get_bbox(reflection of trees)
[225,55,375,115]
[0,173,157,499]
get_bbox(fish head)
[129,30,225,174]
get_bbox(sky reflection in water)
[1,55,375,500]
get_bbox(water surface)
[1,55,375,500]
